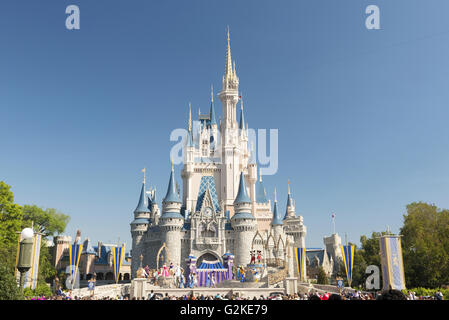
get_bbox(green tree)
[0,181,70,298]
[316,266,329,285]
[22,205,70,237]
[0,264,23,300]
[400,202,449,288]
[0,182,24,250]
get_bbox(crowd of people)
[24,288,444,301]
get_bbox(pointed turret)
[134,169,150,214]
[284,180,296,219]
[256,171,268,204]
[134,182,148,213]
[232,172,255,220]
[210,86,217,126]
[231,171,256,267]
[222,27,239,91]
[234,172,251,205]
[239,99,245,130]
[188,102,192,133]
[272,188,283,225]
[225,27,233,81]
[186,129,194,148]
[163,161,181,204]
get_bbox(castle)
[130,30,341,282]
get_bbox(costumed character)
[161,263,169,277]
[250,250,256,264]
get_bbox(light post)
[17,228,34,292]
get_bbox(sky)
[1,0,449,251]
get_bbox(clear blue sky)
[1,0,449,250]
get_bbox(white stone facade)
[130,31,307,279]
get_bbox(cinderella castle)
[130,30,342,284]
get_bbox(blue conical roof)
[256,179,268,203]
[147,196,153,210]
[210,101,216,126]
[239,104,245,130]
[164,167,181,203]
[272,199,283,225]
[134,183,149,213]
[234,172,251,205]
[284,193,293,220]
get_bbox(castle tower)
[231,172,257,267]
[130,171,151,278]
[283,182,306,248]
[209,86,218,153]
[182,105,195,214]
[219,28,242,209]
[159,162,184,266]
[323,233,343,273]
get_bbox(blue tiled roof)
[271,200,283,225]
[182,222,191,231]
[239,104,245,130]
[163,168,181,203]
[147,196,153,210]
[234,172,251,205]
[284,193,293,220]
[306,249,325,267]
[256,179,268,203]
[195,176,220,212]
[161,211,184,219]
[134,183,150,213]
[197,260,227,271]
[131,218,150,224]
[210,100,216,126]
[232,212,255,220]
[94,245,111,265]
[225,222,233,230]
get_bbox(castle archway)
[196,251,221,267]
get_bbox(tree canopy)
[0,181,70,299]
[400,202,449,288]
[22,205,70,237]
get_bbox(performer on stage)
[193,273,198,288]
[206,272,211,287]
[161,263,169,277]
[188,272,193,288]
[250,250,256,264]
[257,250,262,263]
[169,262,174,275]
[210,271,216,288]
[239,266,245,282]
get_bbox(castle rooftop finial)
[210,85,217,126]
[239,97,245,130]
[188,102,192,133]
[225,26,233,80]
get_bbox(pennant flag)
[294,247,306,281]
[340,245,355,287]
[112,244,125,284]
[30,233,42,289]
[69,243,83,289]
[379,235,406,291]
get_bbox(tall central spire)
[225,26,233,81]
